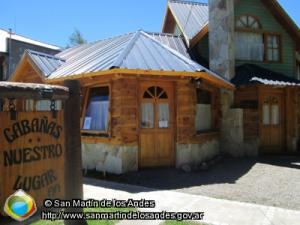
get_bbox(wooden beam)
[0,82,69,100]
[46,69,235,90]
[190,24,209,48]
[63,80,87,225]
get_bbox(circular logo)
[4,190,37,221]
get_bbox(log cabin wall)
[80,76,139,174]
[234,85,300,155]
[285,88,299,152]
[175,79,221,168]
[11,68,226,173]
[80,75,223,173]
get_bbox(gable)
[235,0,297,77]
[162,0,208,46]
[12,56,45,84]
[162,0,299,49]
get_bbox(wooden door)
[139,82,174,167]
[260,92,285,154]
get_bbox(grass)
[30,207,133,225]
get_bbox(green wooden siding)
[195,34,209,60]
[235,0,296,78]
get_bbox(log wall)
[176,79,221,145]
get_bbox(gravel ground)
[97,156,300,211]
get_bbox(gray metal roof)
[26,50,65,77]
[48,30,204,80]
[167,0,208,43]
[16,30,232,87]
[146,32,190,58]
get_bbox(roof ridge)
[56,31,137,59]
[145,31,184,38]
[140,31,200,70]
[112,31,140,68]
[168,0,208,6]
[26,49,65,62]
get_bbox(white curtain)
[141,103,154,128]
[196,104,212,132]
[271,104,279,125]
[26,100,34,111]
[84,97,109,131]
[35,100,62,111]
[263,104,270,125]
[158,103,169,128]
[235,32,264,61]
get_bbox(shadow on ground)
[84,156,300,194]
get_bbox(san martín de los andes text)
[49,199,156,209]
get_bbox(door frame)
[137,79,176,168]
[258,87,286,154]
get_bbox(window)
[82,86,109,132]
[262,96,280,126]
[195,89,213,132]
[235,15,281,63]
[236,15,261,29]
[25,99,62,111]
[235,15,264,61]
[266,34,280,62]
[25,100,34,111]
[141,86,169,129]
[235,32,264,61]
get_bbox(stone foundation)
[82,143,138,174]
[221,106,259,157]
[176,139,220,168]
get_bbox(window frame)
[81,84,111,136]
[24,99,63,112]
[264,33,282,63]
[236,14,262,30]
[296,61,300,80]
[235,14,283,64]
[235,31,282,64]
[194,84,218,135]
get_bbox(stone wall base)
[221,107,259,157]
[176,140,220,168]
[82,143,138,174]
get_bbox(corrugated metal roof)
[26,50,65,77]
[167,0,208,43]
[16,30,232,87]
[146,32,190,58]
[233,64,300,86]
[48,30,205,80]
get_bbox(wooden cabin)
[162,0,300,156]
[232,64,300,155]
[11,31,233,174]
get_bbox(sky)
[0,0,299,48]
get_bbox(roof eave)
[46,68,234,90]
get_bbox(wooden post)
[64,80,87,225]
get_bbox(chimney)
[208,0,235,80]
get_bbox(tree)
[68,29,87,47]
